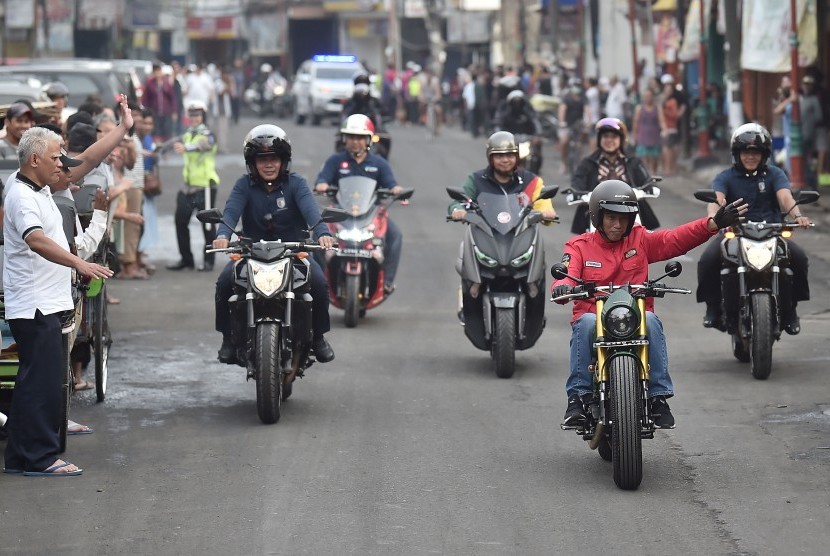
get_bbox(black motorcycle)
[693,189,819,379]
[446,185,558,378]
[197,207,348,424]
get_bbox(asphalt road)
[2,116,829,555]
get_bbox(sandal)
[73,379,94,391]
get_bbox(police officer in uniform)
[167,100,220,271]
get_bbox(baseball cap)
[6,102,35,120]
[67,123,97,153]
[60,149,83,168]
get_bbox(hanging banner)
[678,0,713,62]
[740,0,817,72]
[6,0,35,29]
[245,12,288,55]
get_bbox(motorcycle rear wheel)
[610,355,643,490]
[344,274,360,328]
[493,308,516,379]
[750,293,774,380]
[255,323,282,424]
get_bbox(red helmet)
[340,113,375,137]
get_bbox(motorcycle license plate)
[339,247,374,258]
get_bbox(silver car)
[291,55,367,126]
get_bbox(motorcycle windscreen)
[477,191,523,235]
[335,176,378,217]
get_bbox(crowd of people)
[0,51,823,477]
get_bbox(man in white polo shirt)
[2,127,112,477]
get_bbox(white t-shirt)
[3,175,73,319]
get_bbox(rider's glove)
[712,201,743,229]
[552,284,573,298]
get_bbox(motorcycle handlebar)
[550,283,690,303]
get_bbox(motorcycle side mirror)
[320,207,350,223]
[550,263,571,280]
[196,208,223,224]
[664,261,682,278]
[534,185,559,201]
[793,190,820,206]
[446,187,468,202]
[693,189,717,203]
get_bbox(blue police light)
[312,54,357,63]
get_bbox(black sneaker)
[218,337,237,364]
[562,394,588,428]
[166,260,195,271]
[313,336,335,363]
[650,396,675,429]
[782,308,801,335]
[702,302,723,330]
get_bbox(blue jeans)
[565,311,673,399]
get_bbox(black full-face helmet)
[589,179,639,238]
[730,123,772,173]
[243,124,291,181]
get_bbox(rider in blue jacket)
[213,124,335,364]
[314,113,405,294]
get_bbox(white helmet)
[340,114,375,137]
[260,63,273,74]
[187,100,208,113]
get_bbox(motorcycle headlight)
[249,258,290,298]
[603,306,639,339]
[473,245,498,268]
[510,245,534,267]
[337,228,374,242]
[273,84,285,96]
[741,238,776,271]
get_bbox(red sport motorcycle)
[319,175,413,327]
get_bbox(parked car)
[0,77,48,105]
[291,55,367,126]
[0,59,129,107]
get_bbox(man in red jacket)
[552,180,746,428]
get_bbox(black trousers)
[215,257,331,340]
[696,235,810,305]
[174,187,217,267]
[4,311,64,472]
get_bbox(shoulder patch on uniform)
[585,261,601,268]
[624,249,637,259]
[561,253,570,267]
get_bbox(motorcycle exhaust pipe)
[589,422,604,450]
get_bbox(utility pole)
[787,0,805,189]
[627,0,640,95]
[694,0,713,162]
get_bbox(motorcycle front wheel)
[610,355,643,490]
[255,323,282,424]
[750,293,774,380]
[92,286,111,402]
[344,274,360,328]
[493,308,516,379]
